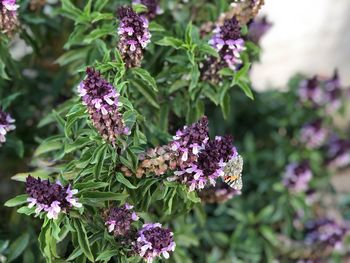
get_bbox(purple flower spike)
[132,0,161,20]
[117,6,151,68]
[105,204,139,237]
[78,68,129,145]
[25,176,82,220]
[247,16,272,44]
[305,218,348,251]
[0,0,19,36]
[208,17,246,71]
[324,70,342,113]
[326,136,350,168]
[0,108,15,146]
[298,76,324,106]
[134,223,176,263]
[300,119,328,149]
[175,135,237,192]
[283,162,312,192]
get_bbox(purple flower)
[78,68,129,145]
[25,176,82,220]
[247,16,272,44]
[298,77,324,106]
[283,162,312,192]
[305,218,348,251]
[208,17,245,71]
[105,204,139,237]
[323,70,342,113]
[0,0,19,36]
[300,119,328,149]
[199,180,241,203]
[326,136,350,168]
[170,116,209,169]
[117,6,151,68]
[134,223,176,263]
[132,0,161,20]
[0,108,15,146]
[175,135,237,191]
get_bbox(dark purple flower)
[300,119,328,149]
[298,76,324,106]
[283,162,312,192]
[305,218,348,251]
[208,16,245,71]
[134,223,176,262]
[247,16,272,44]
[117,6,151,68]
[25,176,82,220]
[199,180,241,203]
[175,135,237,191]
[78,68,129,145]
[132,0,161,20]
[105,204,139,237]
[0,108,15,146]
[326,136,350,168]
[0,0,19,36]
[323,70,342,112]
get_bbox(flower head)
[326,136,350,168]
[0,0,19,36]
[247,16,272,44]
[78,68,129,145]
[25,176,82,220]
[134,223,176,263]
[117,6,151,68]
[132,0,161,20]
[0,108,15,146]
[305,218,348,251]
[175,135,237,191]
[300,119,328,149]
[105,204,139,237]
[298,77,324,106]
[283,162,312,192]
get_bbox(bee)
[223,154,243,190]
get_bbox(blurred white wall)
[251,0,350,90]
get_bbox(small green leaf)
[156,37,183,49]
[81,191,128,202]
[96,249,119,261]
[237,81,254,100]
[132,3,148,13]
[6,233,30,262]
[4,194,28,207]
[196,44,219,58]
[34,138,63,157]
[73,219,94,262]
[116,173,137,189]
[131,68,158,92]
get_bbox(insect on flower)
[223,154,244,190]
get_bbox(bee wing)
[232,175,243,190]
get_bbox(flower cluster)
[175,135,237,191]
[247,16,272,44]
[117,6,151,68]
[283,162,312,192]
[298,76,323,106]
[104,204,139,237]
[202,16,245,83]
[0,0,19,36]
[134,223,176,263]
[199,181,241,203]
[323,71,342,112]
[326,136,350,168]
[132,0,161,20]
[25,176,82,220]
[0,108,15,146]
[304,218,348,251]
[78,68,129,145]
[300,119,328,149]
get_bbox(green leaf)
[12,170,49,182]
[84,25,116,44]
[17,206,35,216]
[34,138,63,157]
[132,3,148,13]
[196,44,219,58]
[185,22,193,45]
[220,92,231,119]
[73,219,94,262]
[67,247,83,261]
[189,65,200,92]
[237,81,254,100]
[156,37,183,49]
[95,249,119,261]
[74,181,109,191]
[149,21,165,32]
[81,191,128,202]
[131,68,158,92]
[260,226,278,246]
[132,80,159,109]
[6,233,30,262]
[116,173,137,189]
[4,194,28,207]
[92,144,108,179]
[60,0,84,21]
